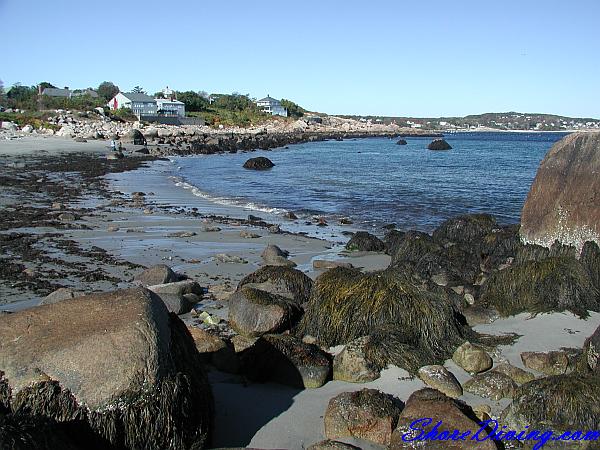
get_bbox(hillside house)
[256,95,288,117]
[107,92,157,117]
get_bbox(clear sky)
[1,0,599,118]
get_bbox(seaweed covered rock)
[298,267,475,374]
[427,139,452,150]
[479,256,599,318]
[433,214,497,246]
[417,365,463,398]
[491,362,535,385]
[228,286,302,337]
[581,240,600,292]
[463,371,517,400]
[452,341,493,374]
[345,231,385,252]
[0,413,81,450]
[0,288,213,449]
[333,336,380,383]
[324,389,403,446]
[243,156,275,170]
[239,334,331,388]
[501,375,600,439]
[583,323,600,374]
[237,265,313,304]
[390,388,498,450]
[521,132,600,250]
[521,350,570,376]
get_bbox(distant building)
[72,88,99,98]
[256,95,288,117]
[42,88,72,98]
[156,98,185,117]
[107,92,157,117]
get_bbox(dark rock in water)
[284,211,298,220]
[427,139,452,150]
[248,214,263,222]
[396,139,407,145]
[345,231,385,252]
[521,132,600,250]
[237,265,313,304]
[324,389,403,446]
[239,334,331,388]
[433,214,496,246]
[228,286,302,337]
[501,375,600,439]
[243,156,275,170]
[479,256,599,318]
[0,288,213,448]
[391,388,499,450]
[313,259,353,270]
[133,264,179,286]
[298,267,476,374]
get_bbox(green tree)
[176,90,209,112]
[280,99,305,118]
[38,81,56,90]
[97,81,119,101]
[132,86,146,94]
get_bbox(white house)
[256,95,288,117]
[107,92,157,117]
[155,98,185,117]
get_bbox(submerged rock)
[464,371,517,400]
[396,139,408,145]
[491,362,535,384]
[521,132,600,250]
[243,156,275,170]
[0,288,213,448]
[324,389,403,446]
[521,350,570,376]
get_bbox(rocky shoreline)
[0,132,599,449]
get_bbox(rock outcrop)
[427,139,452,150]
[521,132,600,250]
[0,288,213,448]
[345,231,385,252]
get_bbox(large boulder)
[390,388,498,449]
[521,132,600,250]
[463,371,517,400]
[432,214,497,246]
[479,256,599,318]
[243,157,275,170]
[324,389,403,446]
[0,288,213,448]
[147,279,203,314]
[345,231,385,252]
[239,334,331,388]
[228,286,302,337]
[298,268,475,374]
[121,128,146,145]
[521,350,570,376]
[237,265,313,304]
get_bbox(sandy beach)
[2,134,600,449]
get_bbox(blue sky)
[1,0,599,118]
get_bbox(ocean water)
[171,132,569,233]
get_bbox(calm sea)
[172,132,568,233]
